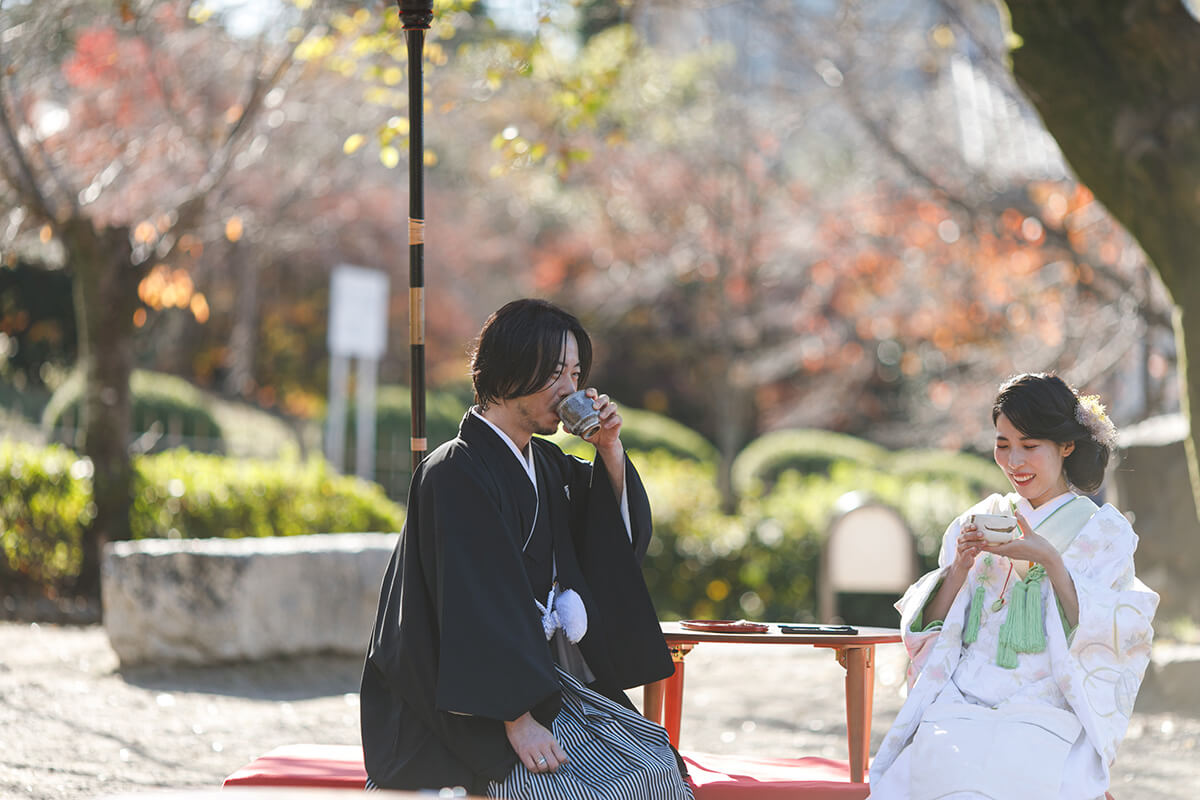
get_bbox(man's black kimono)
[360,412,674,793]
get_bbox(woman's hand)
[951,521,987,579]
[987,512,1080,628]
[984,512,1057,565]
[504,712,569,774]
[921,521,984,625]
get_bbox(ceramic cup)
[555,390,602,440]
[968,513,1021,544]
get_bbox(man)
[360,299,690,798]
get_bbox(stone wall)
[101,533,398,665]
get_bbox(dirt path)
[1,622,1195,799]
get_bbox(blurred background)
[0,0,1187,627]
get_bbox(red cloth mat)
[683,752,869,800]
[222,744,871,798]
[222,743,366,789]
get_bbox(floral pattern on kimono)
[870,493,1158,798]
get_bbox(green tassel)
[993,565,1050,667]
[963,583,985,644]
[1019,566,1047,654]
[995,581,1025,668]
[996,620,1019,668]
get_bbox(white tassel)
[555,588,588,644]
[538,586,558,641]
[535,584,588,644]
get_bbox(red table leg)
[645,643,693,747]
[642,678,666,728]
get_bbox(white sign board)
[328,264,389,359]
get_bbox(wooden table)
[641,622,901,784]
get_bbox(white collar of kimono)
[471,408,537,491]
[1015,490,1076,528]
[472,410,579,638]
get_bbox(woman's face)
[993,412,1075,508]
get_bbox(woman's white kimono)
[868,492,1158,800]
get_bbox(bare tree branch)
[0,62,56,222]
[154,4,322,266]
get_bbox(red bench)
[223,744,869,798]
[224,743,1117,799]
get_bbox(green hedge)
[0,442,93,593]
[639,453,999,622]
[0,441,404,595]
[43,370,226,454]
[732,429,1005,497]
[5,422,1002,623]
[890,448,1005,497]
[732,429,891,492]
[544,402,717,463]
[357,391,717,499]
[336,384,471,500]
[132,450,405,540]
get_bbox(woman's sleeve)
[896,515,966,672]
[1046,508,1159,767]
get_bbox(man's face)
[512,333,581,437]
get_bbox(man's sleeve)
[422,458,561,722]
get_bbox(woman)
[868,374,1158,800]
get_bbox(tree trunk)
[713,377,755,514]
[1004,0,1200,512]
[62,219,142,600]
[224,243,260,399]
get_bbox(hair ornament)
[1075,394,1118,451]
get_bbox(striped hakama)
[487,666,693,800]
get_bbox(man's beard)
[519,402,560,437]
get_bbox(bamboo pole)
[396,0,433,471]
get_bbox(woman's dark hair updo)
[991,373,1112,494]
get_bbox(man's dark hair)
[470,299,592,407]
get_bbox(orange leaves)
[63,26,158,103]
[533,254,568,291]
[63,28,121,88]
[928,380,954,409]
[810,260,835,287]
[133,221,158,244]
[724,275,749,306]
[137,264,209,324]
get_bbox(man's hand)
[582,388,622,453]
[581,388,626,499]
[504,712,568,774]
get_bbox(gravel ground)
[1,622,1197,800]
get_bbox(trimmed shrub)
[0,443,405,597]
[611,406,717,462]
[890,448,1005,497]
[43,370,226,454]
[0,442,92,594]
[132,451,405,540]
[640,453,996,623]
[732,429,890,492]
[336,384,470,500]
